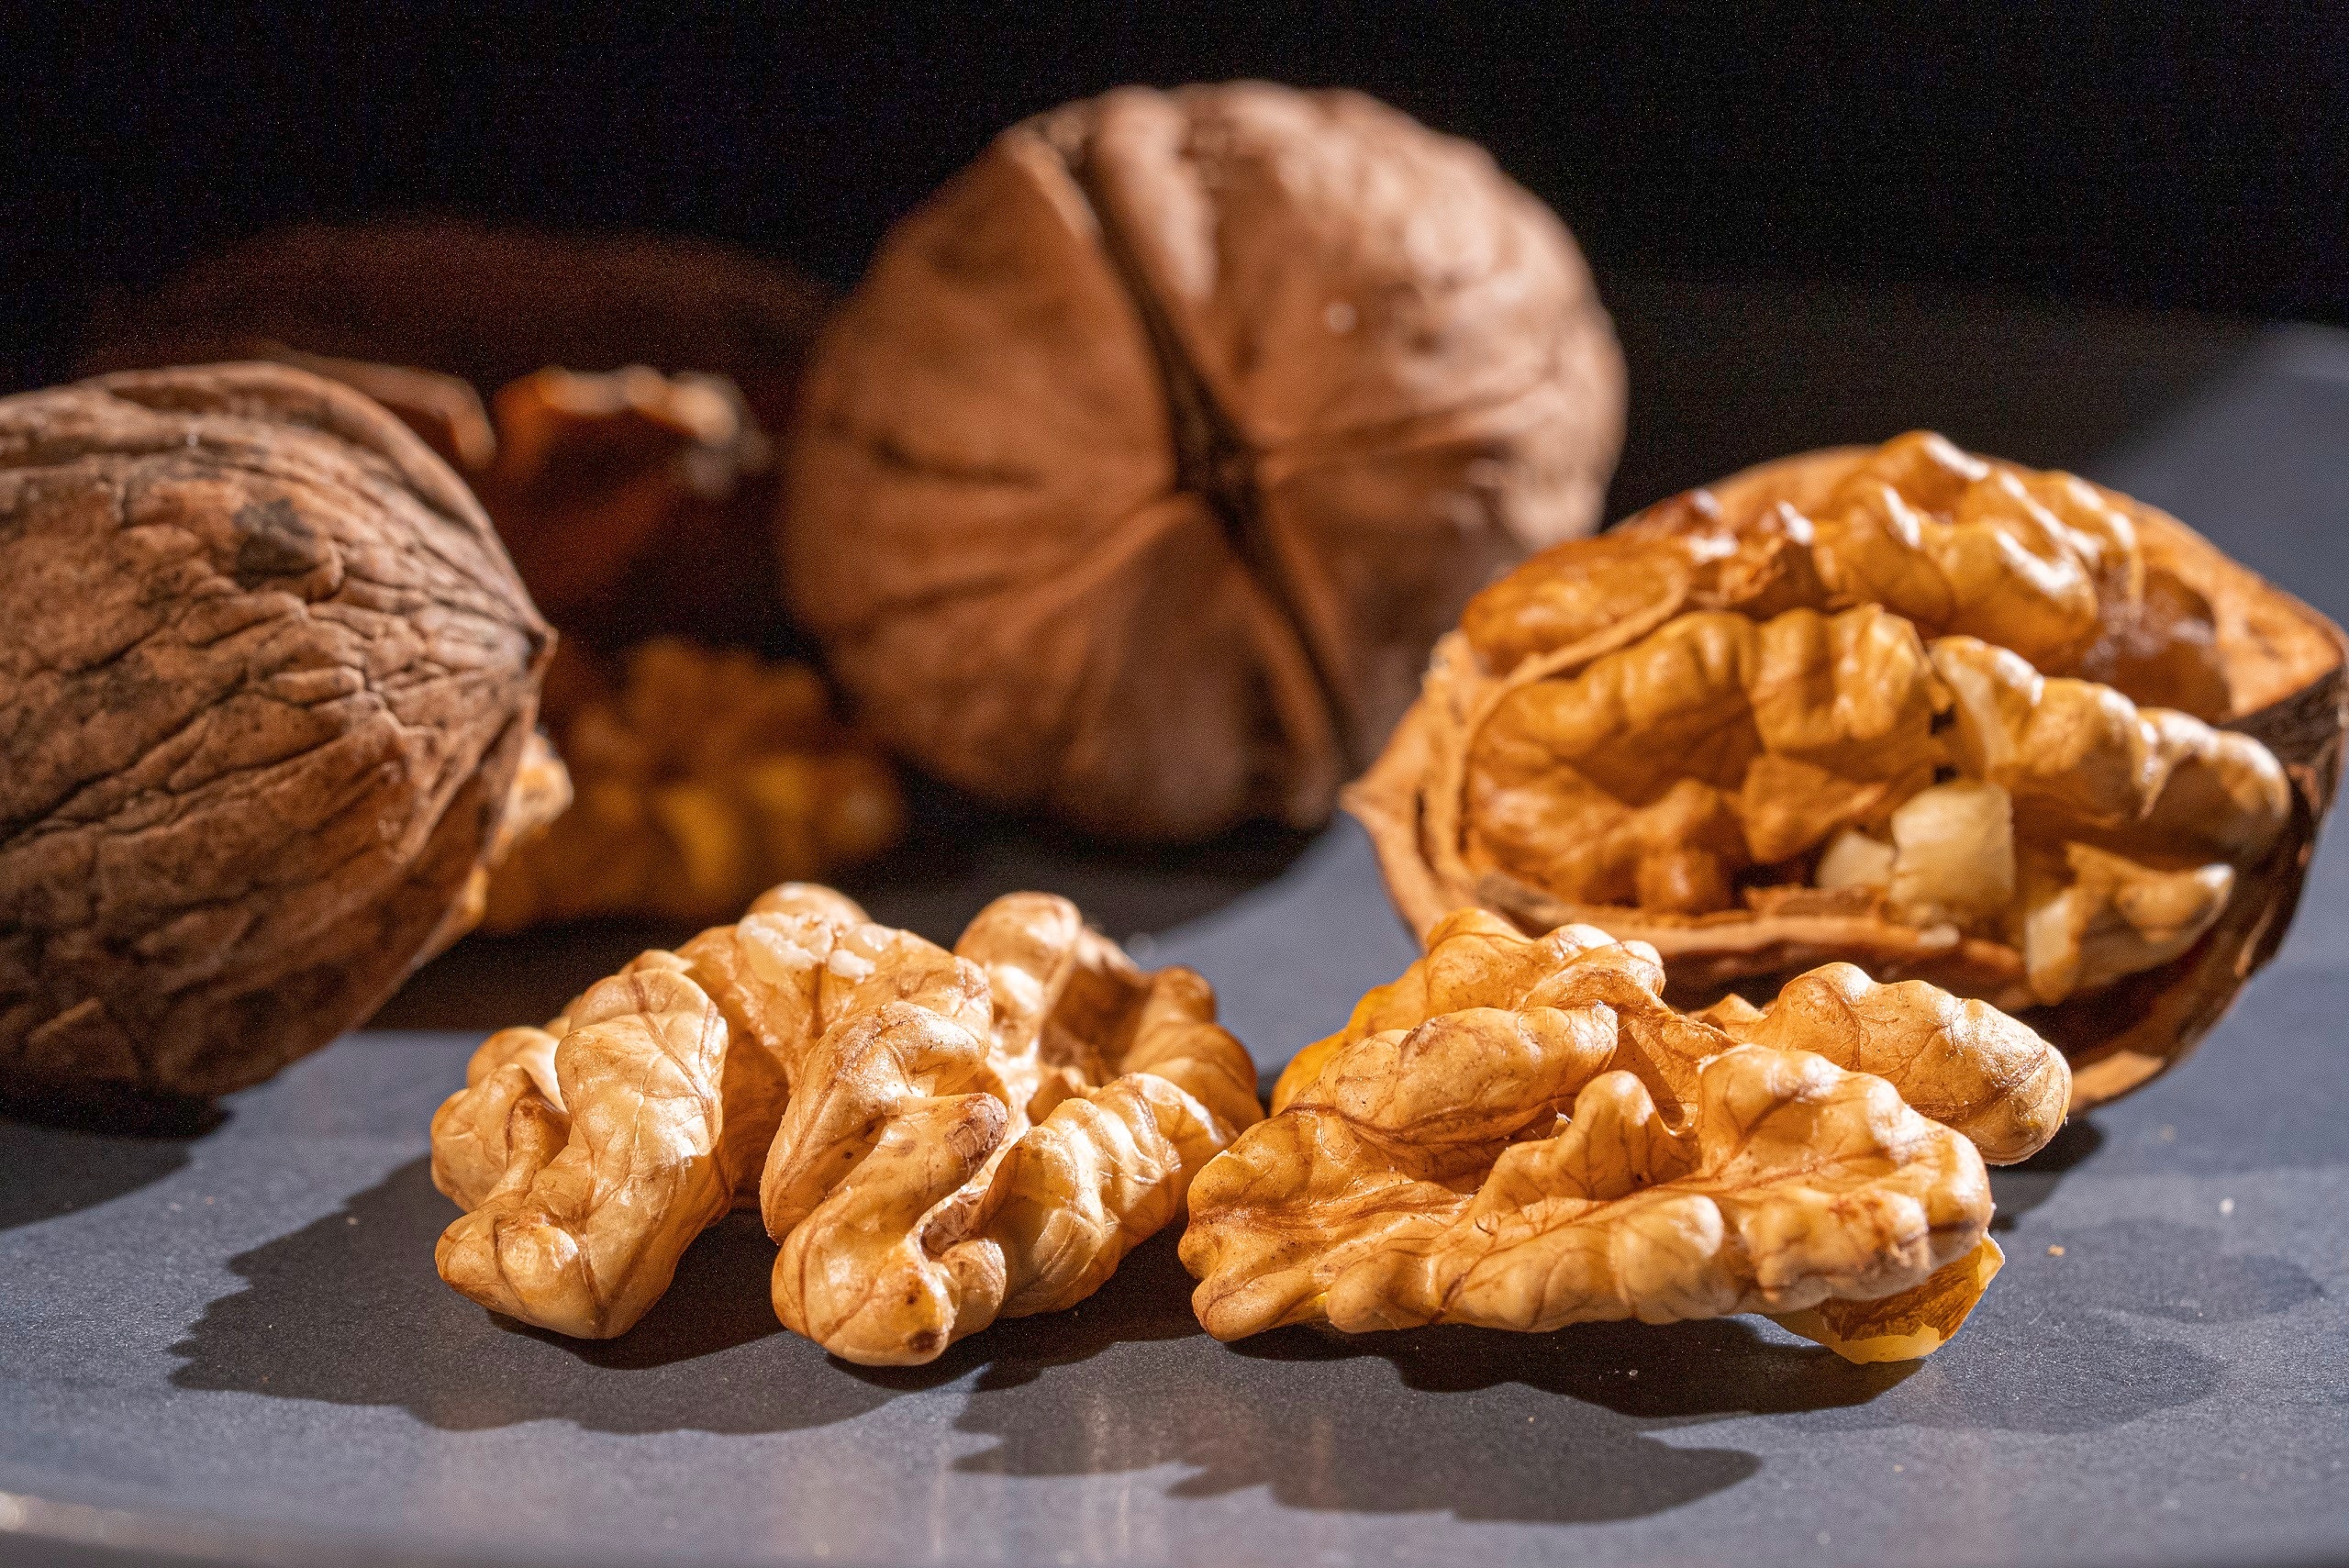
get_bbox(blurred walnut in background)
[482,640,904,931]
[787,82,1625,840]
[245,351,777,658]
[78,218,826,655]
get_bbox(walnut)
[432,884,1262,1352]
[79,219,825,439]
[462,363,774,650]
[0,363,560,1098]
[763,892,1262,1363]
[1184,911,2065,1362]
[78,218,825,655]
[435,959,733,1337]
[479,639,905,930]
[785,83,1624,840]
[1353,434,2346,1107]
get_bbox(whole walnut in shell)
[785,82,1624,839]
[1351,433,2348,1108]
[0,364,560,1099]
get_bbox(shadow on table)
[846,1240,1879,1524]
[938,1240,2272,1525]
[168,1157,1208,1439]
[1988,1116,2104,1233]
[946,1268,1861,1524]
[939,1118,2311,1522]
[167,1129,2310,1523]
[0,1088,224,1232]
[170,1157,892,1434]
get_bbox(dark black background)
[6,1,2347,505]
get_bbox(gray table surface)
[5,325,2348,1568]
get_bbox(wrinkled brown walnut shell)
[786,82,1624,840]
[1351,442,2347,1108]
[0,364,559,1098]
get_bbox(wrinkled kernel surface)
[1464,430,2217,710]
[1444,433,2296,1008]
[433,885,1261,1358]
[483,639,905,930]
[1186,912,2067,1358]
[1461,596,2287,1001]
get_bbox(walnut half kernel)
[1454,600,2285,1014]
[431,884,1261,1359]
[1184,911,2066,1362]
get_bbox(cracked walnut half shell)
[1182,911,2067,1362]
[785,81,1624,839]
[1349,434,2347,1108]
[432,884,1261,1359]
